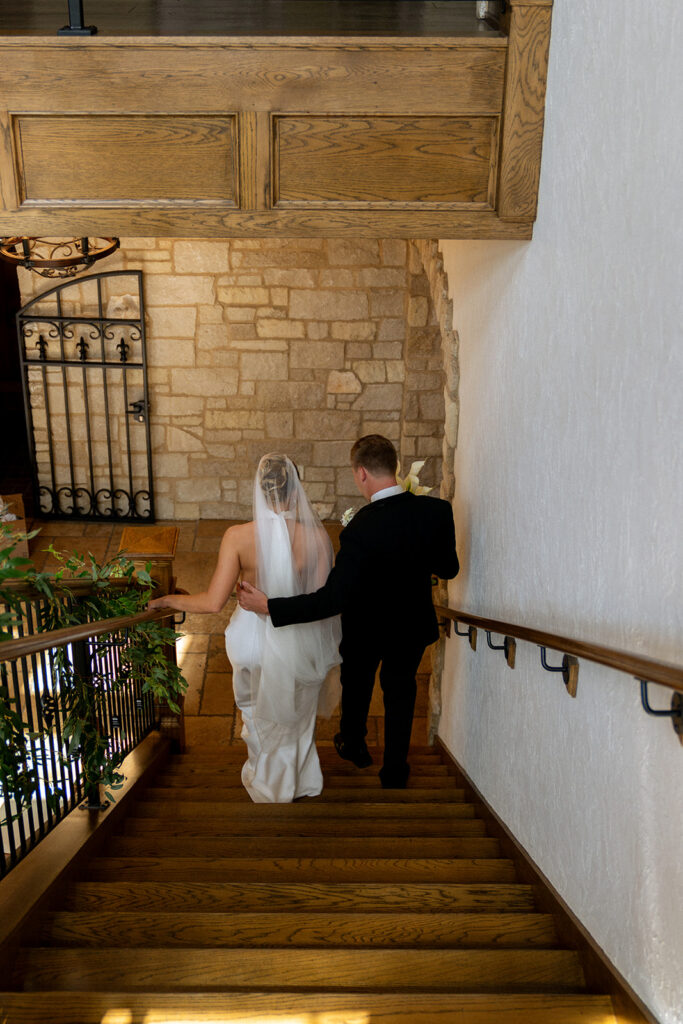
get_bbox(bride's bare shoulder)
[222,521,256,547]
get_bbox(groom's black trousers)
[339,629,425,778]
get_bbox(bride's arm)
[148,527,241,614]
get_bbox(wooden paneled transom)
[0,1,553,239]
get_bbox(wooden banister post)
[118,524,179,597]
[117,525,185,752]
[497,0,553,223]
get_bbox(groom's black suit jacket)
[269,491,459,647]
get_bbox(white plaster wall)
[438,1,683,1020]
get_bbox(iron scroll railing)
[436,605,683,738]
[16,270,154,523]
[0,596,174,879]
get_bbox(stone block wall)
[18,238,447,520]
[401,243,447,483]
[414,239,460,504]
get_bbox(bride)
[148,453,341,802]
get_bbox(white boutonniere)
[340,507,356,527]
[396,459,433,495]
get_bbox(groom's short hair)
[350,435,398,476]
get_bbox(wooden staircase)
[3,744,617,1023]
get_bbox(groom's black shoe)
[379,764,410,789]
[334,732,373,769]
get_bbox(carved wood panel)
[273,116,498,208]
[14,114,238,205]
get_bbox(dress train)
[226,604,335,802]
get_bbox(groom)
[238,434,459,787]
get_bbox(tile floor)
[25,517,433,754]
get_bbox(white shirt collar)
[371,484,404,502]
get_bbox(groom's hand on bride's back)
[237,581,269,616]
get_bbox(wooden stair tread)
[38,910,558,948]
[159,774,458,788]
[177,746,441,759]
[169,753,452,764]
[64,880,538,913]
[85,857,518,883]
[176,752,447,760]
[15,947,586,992]
[132,799,472,818]
[162,770,456,782]
[328,776,457,787]
[122,816,486,836]
[0,990,618,1023]
[105,835,501,858]
[164,760,455,773]
[141,786,467,801]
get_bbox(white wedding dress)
[225,454,341,803]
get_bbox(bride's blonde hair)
[257,452,299,507]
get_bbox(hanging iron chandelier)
[0,237,120,279]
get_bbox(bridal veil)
[249,453,341,734]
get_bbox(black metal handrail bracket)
[452,620,478,651]
[639,680,683,739]
[486,631,516,670]
[539,646,579,698]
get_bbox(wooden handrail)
[436,605,683,693]
[0,607,174,663]
[1,578,136,600]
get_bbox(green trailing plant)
[0,524,186,818]
[0,524,40,641]
[0,525,45,815]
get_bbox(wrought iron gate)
[16,270,154,521]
